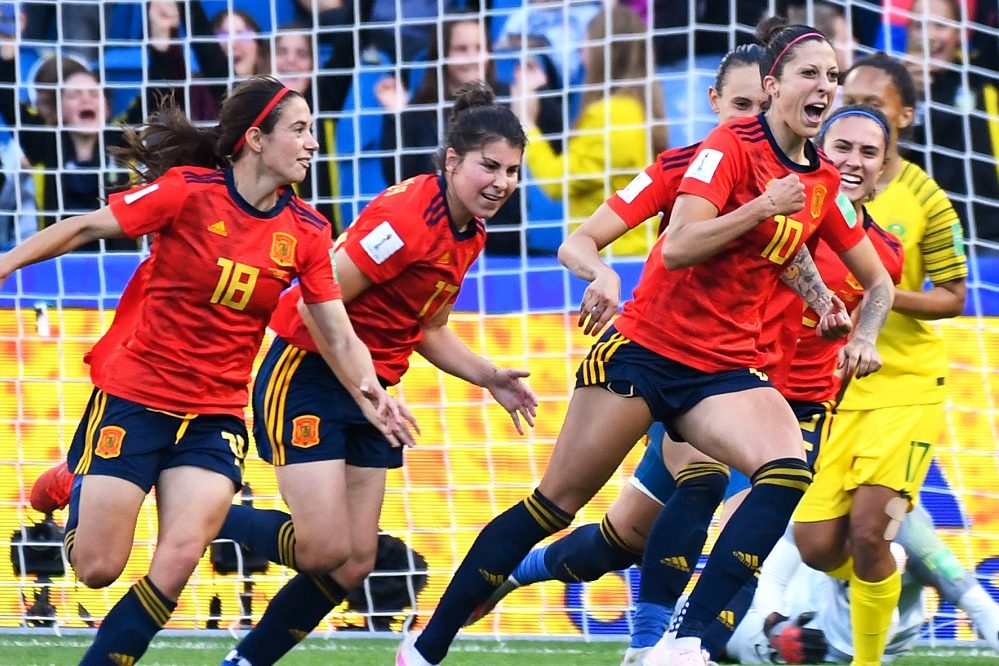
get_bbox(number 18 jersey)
[614,114,865,373]
[100,167,339,416]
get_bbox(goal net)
[0,0,996,649]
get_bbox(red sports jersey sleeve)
[815,188,866,254]
[109,170,188,238]
[606,145,699,230]
[675,127,744,212]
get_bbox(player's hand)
[483,367,538,435]
[816,293,852,339]
[578,267,620,336]
[359,381,420,448]
[837,336,882,378]
[762,174,806,218]
[765,611,828,664]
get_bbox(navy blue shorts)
[575,327,773,437]
[252,336,403,469]
[789,399,833,471]
[67,388,246,493]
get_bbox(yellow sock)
[827,557,854,580]
[850,569,901,665]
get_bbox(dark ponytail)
[433,82,527,170]
[715,43,765,92]
[114,76,302,183]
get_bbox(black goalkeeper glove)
[764,611,828,664]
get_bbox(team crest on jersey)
[95,426,125,459]
[270,232,297,267]
[291,415,321,448]
[810,184,827,219]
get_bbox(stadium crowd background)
[0,0,998,648]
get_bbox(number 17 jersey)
[614,114,865,373]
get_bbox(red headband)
[232,86,293,154]
[766,32,825,78]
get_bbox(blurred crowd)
[0,0,997,257]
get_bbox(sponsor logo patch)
[683,148,724,183]
[208,220,228,236]
[360,221,404,264]
[616,171,653,203]
[123,184,159,204]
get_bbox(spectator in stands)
[512,5,667,257]
[652,0,768,146]
[375,13,542,254]
[366,0,464,63]
[147,0,356,229]
[494,0,601,89]
[0,7,36,250]
[213,9,271,78]
[0,53,135,251]
[21,2,105,60]
[786,0,858,71]
[904,0,999,244]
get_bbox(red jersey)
[614,115,865,372]
[783,210,903,402]
[98,167,339,416]
[607,143,700,236]
[270,174,486,385]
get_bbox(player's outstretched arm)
[780,246,852,339]
[0,207,125,284]
[416,321,537,435]
[835,236,894,378]
[558,202,626,336]
[300,299,418,447]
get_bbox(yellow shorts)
[793,403,943,523]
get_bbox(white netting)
[0,0,996,648]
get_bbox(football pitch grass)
[1,634,996,665]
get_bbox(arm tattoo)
[781,247,833,314]
[855,282,892,342]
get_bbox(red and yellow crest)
[291,415,321,448]
[270,232,297,267]
[810,184,827,219]
[95,426,126,459]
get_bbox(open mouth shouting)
[803,102,827,127]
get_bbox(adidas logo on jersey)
[733,551,761,575]
[479,569,505,587]
[208,220,228,236]
[659,555,691,572]
[717,609,736,630]
[290,628,309,641]
[109,653,137,666]
[436,250,452,264]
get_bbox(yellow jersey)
[525,95,657,256]
[839,160,968,410]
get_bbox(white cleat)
[641,636,707,666]
[621,646,651,665]
[396,631,435,666]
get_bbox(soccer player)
[216,83,537,666]
[728,506,999,663]
[461,40,773,629]
[398,17,897,665]
[0,75,411,665]
[793,52,969,666]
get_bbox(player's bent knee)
[295,541,351,575]
[73,554,126,589]
[335,554,376,590]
